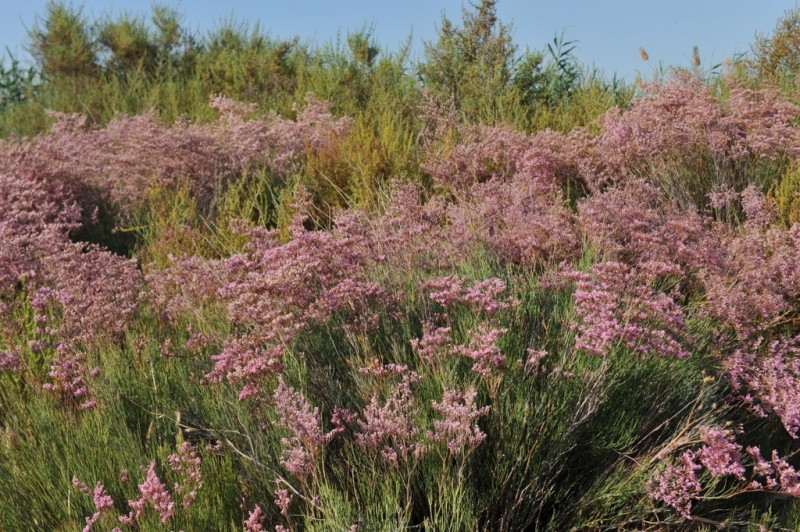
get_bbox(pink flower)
[696,426,745,479]
[73,478,114,532]
[120,462,175,525]
[244,505,265,532]
[357,375,422,466]
[454,325,508,378]
[648,450,702,520]
[429,387,491,455]
[274,488,292,517]
[168,442,203,509]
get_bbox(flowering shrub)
[649,426,799,520]
[577,179,720,281]
[272,379,331,480]
[72,478,115,532]
[648,449,703,520]
[724,337,800,438]
[702,190,800,339]
[357,374,423,467]
[204,207,374,399]
[72,444,203,530]
[6,70,800,530]
[119,461,176,525]
[168,442,203,509]
[0,95,351,218]
[560,261,692,359]
[447,175,581,267]
[454,325,509,378]
[429,386,490,456]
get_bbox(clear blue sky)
[1,0,797,81]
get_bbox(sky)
[1,0,797,81]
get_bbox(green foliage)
[419,0,520,124]
[772,162,800,227]
[198,19,296,106]
[0,51,38,111]
[2,0,631,140]
[29,1,98,78]
[750,7,800,82]
[95,13,158,76]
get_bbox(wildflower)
[244,505,265,532]
[524,348,548,375]
[120,462,175,525]
[429,387,491,455]
[357,375,422,466]
[696,426,745,479]
[454,325,508,378]
[274,488,292,517]
[411,322,453,365]
[648,450,702,520]
[168,442,202,509]
[73,478,115,532]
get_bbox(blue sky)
[1,0,797,81]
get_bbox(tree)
[750,7,800,81]
[419,0,517,121]
[29,1,98,78]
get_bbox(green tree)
[750,7,800,81]
[419,0,517,121]
[29,1,98,78]
[94,6,197,77]
[95,14,157,76]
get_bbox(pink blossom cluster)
[307,279,389,332]
[74,445,203,529]
[0,165,142,410]
[421,275,511,314]
[447,175,581,267]
[724,337,800,438]
[119,461,175,525]
[410,319,509,378]
[428,386,490,455]
[72,478,115,532]
[0,95,351,217]
[561,262,691,359]
[271,379,353,480]
[454,325,509,378]
[272,379,325,480]
[410,322,453,366]
[695,426,746,479]
[168,442,203,509]
[146,255,225,322]
[422,123,532,191]
[274,487,292,517]
[650,426,800,520]
[648,449,702,520]
[423,78,800,194]
[358,359,411,380]
[358,182,454,271]
[29,243,141,408]
[745,446,800,495]
[209,95,351,179]
[703,193,800,339]
[244,505,266,532]
[201,206,374,398]
[357,375,423,467]
[32,244,142,349]
[577,179,720,282]
[0,172,81,301]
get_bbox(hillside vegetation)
[3,1,800,530]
